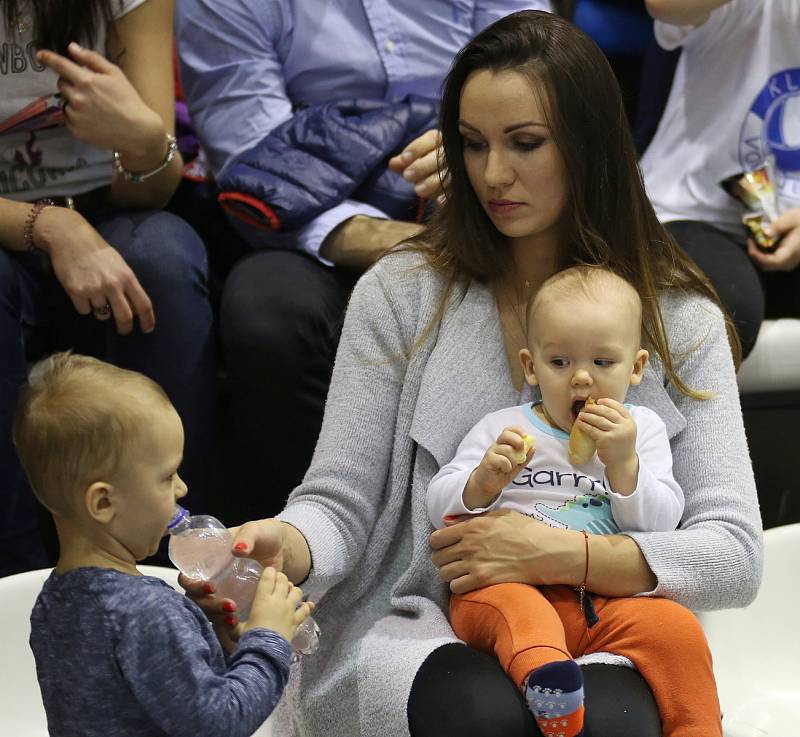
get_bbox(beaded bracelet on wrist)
[113,133,178,184]
[23,198,55,252]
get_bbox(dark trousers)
[218,249,357,521]
[0,210,215,576]
[668,220,800,359]
[408,643,661,737]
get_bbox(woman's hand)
[430,509,583,594]
[34,206,154,335]
[37,42,165,168]
[178,519,311,644]
[388,129,447,199]
[748,207,800,272]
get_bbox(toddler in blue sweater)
[13,352,312,737]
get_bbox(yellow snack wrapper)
[720,157,782,252]
[742,212,779,251]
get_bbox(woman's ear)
[84,481,115,524]
[519,348,539,387]
[629,349,649,386]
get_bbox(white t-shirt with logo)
[0,0,147,201]
[640,0,800,239]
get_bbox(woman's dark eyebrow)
[457,120,548,133]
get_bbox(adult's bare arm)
[645,0,731,26]
[319,215,423,270]
[430,509,656,597]
[0,198,43,253]
[37,0,183,210]
[0,199,154,334]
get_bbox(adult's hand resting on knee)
[33,206,154,335]
[430,509,656,596]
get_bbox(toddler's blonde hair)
[12,352,170,514]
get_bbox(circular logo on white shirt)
[739,67,800,207]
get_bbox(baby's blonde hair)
[526,264,643,345]
[12,352,170,514]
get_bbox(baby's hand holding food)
[575,398,639,493]
[466,427,535,508]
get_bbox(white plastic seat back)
[737,319,800,393]
[699,524,800,737]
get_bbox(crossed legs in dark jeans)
[219,249,357,521]
[0,210,215,576]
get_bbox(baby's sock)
[523,660,584,737]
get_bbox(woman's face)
[458,69,568,254]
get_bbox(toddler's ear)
[518,348,538,387]
[629,349,649,386]
[85,481,115,523]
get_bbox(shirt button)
[384,39,395,53]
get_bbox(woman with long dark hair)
[0,0,214,575]
[183,11,760,736]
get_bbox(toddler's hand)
[577,399,635,462]
[242,567,314,643]
[468,426,534,504]
[576,399,639,492]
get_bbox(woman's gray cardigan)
[275,251,762,737]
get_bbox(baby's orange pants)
[450,583,721,737]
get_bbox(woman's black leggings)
[407,643,661,737]
[667,220,800,359]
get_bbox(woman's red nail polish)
[202,583,215,594]
[222,601,237,613]
[224,615,237,627]
[444,515,456,522]
[234,543,248,551]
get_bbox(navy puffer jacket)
[216,95,439,239]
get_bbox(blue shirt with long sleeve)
[176,0,550,261]
[30,568,291,737]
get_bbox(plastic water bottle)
[167,505,320,660]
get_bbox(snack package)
[720,157,781,252]
[742,212,779,250]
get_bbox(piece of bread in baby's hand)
[568,397,596,465]
[515,433,535,464]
